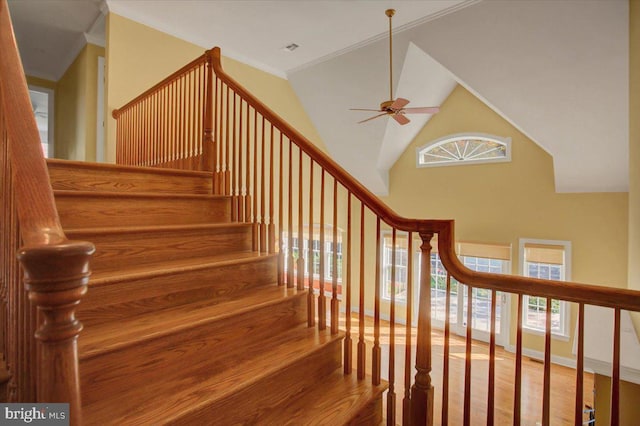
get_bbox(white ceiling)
[9,0,630,194]
[8,0,106,81]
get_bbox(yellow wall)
[594,374,640,425]
[55,43,104,161]
[105,13,325,164]
[382,85,628,358]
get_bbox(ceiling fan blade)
[392,113,410,125]
[402,106,440,114]
[390,98,410,110]
[350,108,384,112]
[357,112,388,124]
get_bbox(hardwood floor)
[337,315,594,425]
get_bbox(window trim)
[518,238,572,340]
[416,133,511,168]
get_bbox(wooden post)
[18,241,94,426]
[202,50,216,177]
[411,231,434,426]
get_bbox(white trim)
[96,56,105,162]
[416,133,511,168]
[504,344,577,369]
[584,357,640,385]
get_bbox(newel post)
[18,241,94,426]
[411,231,434,426]
[203,50,216,178]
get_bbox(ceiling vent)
[282,43,299,52]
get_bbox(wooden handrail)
[112,54,208,119]
[210,46,640,313]
[0,0,94,422]
[210,48,447,235]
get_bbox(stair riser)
[80,293,307,407]
[67,225,252,273]
[56,193,231,228]
[47,161,212,194]
[169,336,342,425]
[79,256,277,326]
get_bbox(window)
[431,242,511,334]
[416,133,511,167]
[283,225,342,282]
[519,239,571,337]
[382,234,410,302]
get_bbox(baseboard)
[503,344,577,369]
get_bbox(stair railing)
[0,1,94,424]
[114,46,640,426]
[112,54,215,172]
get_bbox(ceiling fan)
[350,9,440,125]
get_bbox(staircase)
[47,159,386,425]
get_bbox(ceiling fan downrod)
[384,8,395,110]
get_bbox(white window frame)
[283,226,342,283]
[518,238,571,340]
[416,133,511,168]
[381,233,410,303]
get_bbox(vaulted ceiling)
[10,0,629,195]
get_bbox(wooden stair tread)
[256,369,387,425]
[79,285,296,359]
[83,327,340,425]
[47,158,212,178]
[87,251,272,285]
[54,189,228,200]
[64,221,250,236]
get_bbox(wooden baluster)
[318,169,326,329]
[231,92,238,220]
[277,133,284,285]
[19,242,94,426]
[402,232,413,426]
[180,76,185,165]
[488,290,497,426]
[331,178,339,334]
[259,117,266,253]
[442,272,452,426]
[162,84,167,165]
[543,296,552,426]
[174,79,179,164]
[357,203,366,380]
[574,303,584,426]
[411,231,434,426]
[252,109,258,251]
[224,85,231,194]
[344,192,352,374]
[215,78,222,191]
[237,99,244,220]
[464,284,473,426]
[611,307,621,425]
[514,293,523,426]
[205,52,214,172]
[286,138,294,287]
[372,217,381,386]
[307,159,315,326]
[244,102,251,221]
[387,227,397,425]
[268,125,275,251]
[297,147,305,290]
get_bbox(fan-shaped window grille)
[416,133,511,167]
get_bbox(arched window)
[416,133,511,167]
